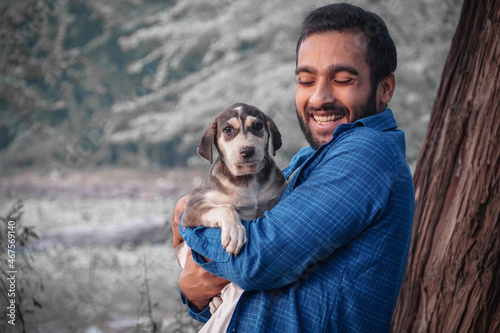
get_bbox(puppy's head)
[198,103,282,176]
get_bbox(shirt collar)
[333,108,398,136]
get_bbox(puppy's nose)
[240,147,255,158]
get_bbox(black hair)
[296,3,397,86]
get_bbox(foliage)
[0,170,207,331]
[0,200,41,333]
[0,0,463,173]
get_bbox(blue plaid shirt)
[180,109,415,332]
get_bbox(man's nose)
[309,80,335,107]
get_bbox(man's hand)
[179,248,230,310]
[209,295,223,315]
[171,195,230,311]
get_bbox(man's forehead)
[296,30,370,73]
[301,30,367,49]
[298,31,368,59]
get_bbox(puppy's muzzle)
[240,146,255,159]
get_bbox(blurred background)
[0,0,462,332]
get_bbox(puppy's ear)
[197,121,217,163]
[266,115,282,156]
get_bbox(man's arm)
[178,248,229,310]
[182,131,413,290]
[171,195,230,311]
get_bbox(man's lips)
[307,105,349,126]
[312,113,345,125]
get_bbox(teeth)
[313,114,344,124]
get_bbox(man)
[172,3,415,332]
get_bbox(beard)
[296,85,378,150]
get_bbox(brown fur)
[178,103,286,266]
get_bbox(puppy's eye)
[223,126,233,135]
[252,122,264,131]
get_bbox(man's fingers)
[209,296,224,315]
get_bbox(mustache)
[306,103,348,114]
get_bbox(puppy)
[174,103,286,331]
[177,103,286,267]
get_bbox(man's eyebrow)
[329,65,359,76]
[295,65,360,76]
[295,66,315,75]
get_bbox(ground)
[0,168,208,333]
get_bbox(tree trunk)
[392,0,500,332]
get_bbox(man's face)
[295,31,378,149]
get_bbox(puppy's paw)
[221,219,247,256]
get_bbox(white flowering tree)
[0,0,462,171]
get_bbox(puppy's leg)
[183,193,247,255]
[203,204,247,256]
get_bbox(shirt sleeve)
[182,129,401,291]
[179,290,212,323]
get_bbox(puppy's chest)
[232,181,280,220]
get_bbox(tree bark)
[392,0,500,332]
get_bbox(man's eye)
[252,122,264,131]
[223,126,233,134]
[334,79,354,85]
[298,79,314,86]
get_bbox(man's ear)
[377,73,396,111]
[197,121,217,163]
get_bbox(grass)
[0,168,206,333]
